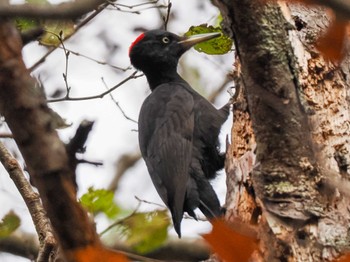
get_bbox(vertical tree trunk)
[213,0,350,261]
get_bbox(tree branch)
[0,230,210,262]
[47,71,142,103]
[0,141,56,261]
[108,151,141,192]
[29,1,110,72]
[0,0,107,19]
[0,232,38,260]
[0,20,127,261]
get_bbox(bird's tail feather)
[171,208,183,238]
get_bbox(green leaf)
[214,13,223,28]
[40,20,75,47]
[184,24,233,55]
[15,0,48,32]
[16,18,39,32]
[120,210,170,254]
[15,0,75,46]
[0,211,20,238]
[80,187,121,219]
[26,0,49,4]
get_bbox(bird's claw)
[227,86,235,98]
[227,86,236,104]
[227,85,241,105]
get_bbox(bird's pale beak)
[179,32,222,49]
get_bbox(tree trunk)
[213,0,350,261]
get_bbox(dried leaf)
[202,219,257,262]
[316,17,348,61]
[70,244,128,262]
[338,254,350,262]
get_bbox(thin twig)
[29,2,110,72]
[134,196,207,222]
[134,196,166,209]
[57,46,131,72]
[55,31,71,95]
[47,70,142,102]
[101,78,138,123]
[107,0,168,14]
[99,203,141,236]
[77,159,103,166]
[163,0,172,30]
[112,0,160,9]
[0,133,13,138]
[108,151,141,192]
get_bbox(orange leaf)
[68,244,129,262]
[338,254,350,262]
[202,219,257,262]
[317,17,348,62]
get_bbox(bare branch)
[0,141,56,261]
[66,120,102,170]
[108,152,141,192]
[111,238,210,261]
[134,195,167,209]
[163,0,172,30]
[0,232,38,259]
[107,0,168,14]
[47,71,142,102]
[58,46,131,72]
[101,78,138,123]
[55,32,72,95]
[1,230,210,262]
[67,120,94,156]
[0,0,107,19]
[0,20,101,258]
[29,2,110,72]
[0,133,13,138]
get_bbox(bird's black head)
[129,29,221,74]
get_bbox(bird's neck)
[144,67,184,91]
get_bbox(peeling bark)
[213,0,350,261]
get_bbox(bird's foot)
[220,206,227,216]
[227,86,235,99]
[227,85,241,105]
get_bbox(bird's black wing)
[138,83,194,237]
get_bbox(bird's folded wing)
[139,85,194,218]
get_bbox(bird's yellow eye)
[162,37,170,44]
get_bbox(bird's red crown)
[129,33,145,55]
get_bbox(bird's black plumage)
[129,30,230,237]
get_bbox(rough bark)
[0,20,100,260]
[213,0,350,261]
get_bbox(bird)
[129,29,231,237]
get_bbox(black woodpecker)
[129,30,230,237]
